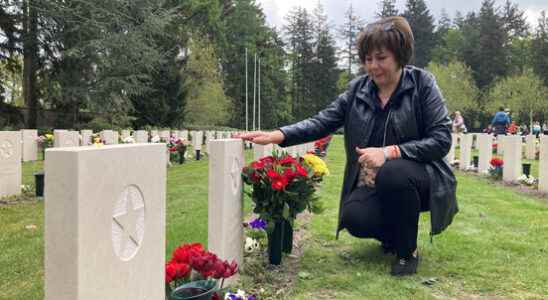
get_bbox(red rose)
[165,263,177,284]
[173,263,191,279]
[295,164,308,177]
[278,155,296,165]
[272,176,288,190]
[283,167,296,181]
[251,160,265,170]
[266,169,279,179]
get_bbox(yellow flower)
[303,154,330,176]
[45,134,53,140]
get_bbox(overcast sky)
[257,0,548,30]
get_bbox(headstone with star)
[134,130,149,143]
[21,129,38,161]
[502,135,522,183]
[54,130,80,148]
[253,144,273,161]
[539,135,548,193]
[44,143,166,300]
[208,139,244,276]
[0,131,22,198]
[80,130,93,146]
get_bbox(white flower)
[244,237,260,253]
[236,289,247,298]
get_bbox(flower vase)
[34,172,45,198]
[170,279,218,300]
[282,219,293,254]
[267,220,284,265]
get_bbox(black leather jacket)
[279,66,458,237]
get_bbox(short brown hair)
[357,16,414,67]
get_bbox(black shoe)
[381,242,396,255]
[390,254,419,276]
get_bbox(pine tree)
[377,0,399,18]
[338,4,364,77]
[532,11,548,85]
[402,0,435,67]
[285,7,315,121]
[183,35,233,126]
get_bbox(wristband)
[383,147,390,161]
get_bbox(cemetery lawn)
[0,137,546,299]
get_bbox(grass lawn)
[1,137,547,299]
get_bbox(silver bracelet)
[383,147,389,161]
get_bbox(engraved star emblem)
[230,156,242,195]
[113,199,141,249]
[112,186,145,261]
[0,140,14,159]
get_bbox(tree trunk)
[22,0,39,128]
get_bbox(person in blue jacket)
[491,107,511,136]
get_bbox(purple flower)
[248,218,267,230]
[247,296,257,300]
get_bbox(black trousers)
[340,159,430,258]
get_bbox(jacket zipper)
[382,109,392,147]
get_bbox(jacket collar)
[356,66,416,109]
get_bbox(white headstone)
[205,131,215,153]
[192,131,203,151]
[254,144,273,160]
[80,130,93,146]
[502,135,522,183]
[525,135,536,160]
[477,133,493,174]
[134,130,149,143]
[539,136,548,193]
[179,130,189,141]
[53,130,68,148]
[446,133,457,163]
[55,130,79,148]
[45,144,166,300]
[121,130,131,140]
[101,130,116,145]
[21,129,38,161]
[459,134,473,170]
[208,139,244,274]
[159,130,170,142]
[150,130,159,138]
[0,131,22,198]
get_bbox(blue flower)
[248,218,267,230]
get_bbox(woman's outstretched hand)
[232,130,285,145]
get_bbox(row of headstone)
[253,142,315,161]
[43,139,245,299]
[449,133,548,192]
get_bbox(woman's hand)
[356,147,386,168]
[232,130,285,145]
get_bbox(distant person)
[543,122,548,135]
[451,111,465,134]
[491,107,511,136]
[532,121,541,138]
[236,16,457,277]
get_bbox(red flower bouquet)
[489,157,504,180]
[241,152,327,227]
[165,242,238,298]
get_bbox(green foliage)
[487,68,548,126]
[427,60,479,114]
[532,11,548,85]
[402,0,436,68]
[376,0,399,18]
[183,35,232,126]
